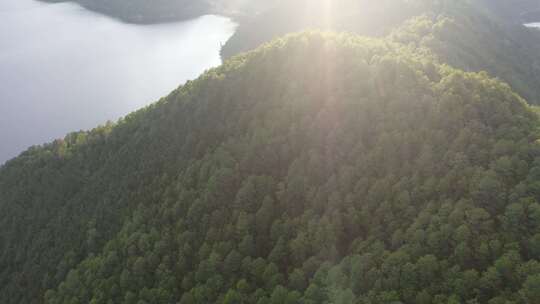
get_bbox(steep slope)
[389,12,540,105]
[3,32,540,303]
[478,0,540,24]
[221,0,540,105]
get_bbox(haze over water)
[0,0,236,164]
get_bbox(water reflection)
[0,0,236,164]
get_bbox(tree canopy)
[2,31,540,303]
[221,0,540,105]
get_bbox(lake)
[0,0,236,164]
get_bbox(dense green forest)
[221,0,540,105]
[388,11,540,105]
[3,31,540,303]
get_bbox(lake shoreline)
[36,0,245,25]
[0,0,236,164]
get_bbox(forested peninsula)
[36,0,272,24]
[39,0,210,23]
[4,29,540,304]
[4,1,540,303]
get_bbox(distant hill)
[39,0,211,23]
[220,0,425,58]
[3,31,540,304]
[479,0,540,24]
[221,0,540,105]
[37,0,276,24]
[388,11,540,105]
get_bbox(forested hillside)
[221,0,540,105]
[3,32,540,303]
[479,0,540,24]
[38,0,540,104]
[389,11,540,105]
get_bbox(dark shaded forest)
[2,31,540,303]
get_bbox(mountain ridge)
[4,31,540,303]
[221,0,540,105]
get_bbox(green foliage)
[2,31,540,303]
[390,12,540,104]
[222,0,540,105]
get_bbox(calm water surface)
[0,0,236,164]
